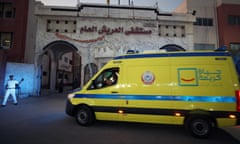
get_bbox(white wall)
[5,62,35,97]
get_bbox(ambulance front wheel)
[75,105,95,126]
[185,117,212,138]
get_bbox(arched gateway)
[36,41,81,92]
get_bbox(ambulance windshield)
[88,68,119,90]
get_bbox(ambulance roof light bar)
[215,45,227,52]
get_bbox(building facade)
[34,2,195,90]
[175,0,219,50]
[175,0,240,76]
[0,0,30,96]
[217,0,240,52]
[175,0,240,52]
[2,0,240,97]
[216,0,240,75]
[0,0,29,61]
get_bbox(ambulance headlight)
[68,93,75,99]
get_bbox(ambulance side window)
[88,68,119,90]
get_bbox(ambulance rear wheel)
[186,117,212,138]
[75,106,95,126]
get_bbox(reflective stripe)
[92,106,239,118]
[74,94,236,103]
[114,52,231,60]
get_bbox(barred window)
[228,15,240,25]
[194,43,215,50]
[0,2,15,18]
[194,18,213,26]
[0,32,13,49]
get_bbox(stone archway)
[37,40,81,92]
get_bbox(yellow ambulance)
[66,50,240,138]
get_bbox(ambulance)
[66,50,240,138]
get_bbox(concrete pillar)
[50,60,57,90]
[0,50,7,97]
[81,63,85,88]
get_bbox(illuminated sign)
[55,25,152,43]
[80,25,152,35]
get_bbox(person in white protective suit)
[1,75,23,107]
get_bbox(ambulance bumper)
[65,99,75,116]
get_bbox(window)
[58,73,63,79]
[228,15,235,25]
[228,15,240,25]
[88,68,119,90]
[207,19,213,26]
[64,57,68,63]
[203,18,208,26]
[47,19,77,33]
[158,24,185,38]
[194,18,213,26]
[0,4,2,17]
[65,74,68,80]
[230,43,240,51]
[194,18,201,25]
[230,43,240,57]
[43,72,47,76]
[0,3,15,18]
[0,32,13,49]
[194,43,215,50]
[69,60,73,65]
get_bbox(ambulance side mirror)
[88,80,96,89]
[88,79,102,90]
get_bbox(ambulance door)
[85,67,124,121]
[122,63,172,124]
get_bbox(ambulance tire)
[185,116,212,138]
[75,105,95,126]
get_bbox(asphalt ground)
[0,91,239,143]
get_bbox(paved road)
[0,93,239,144]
